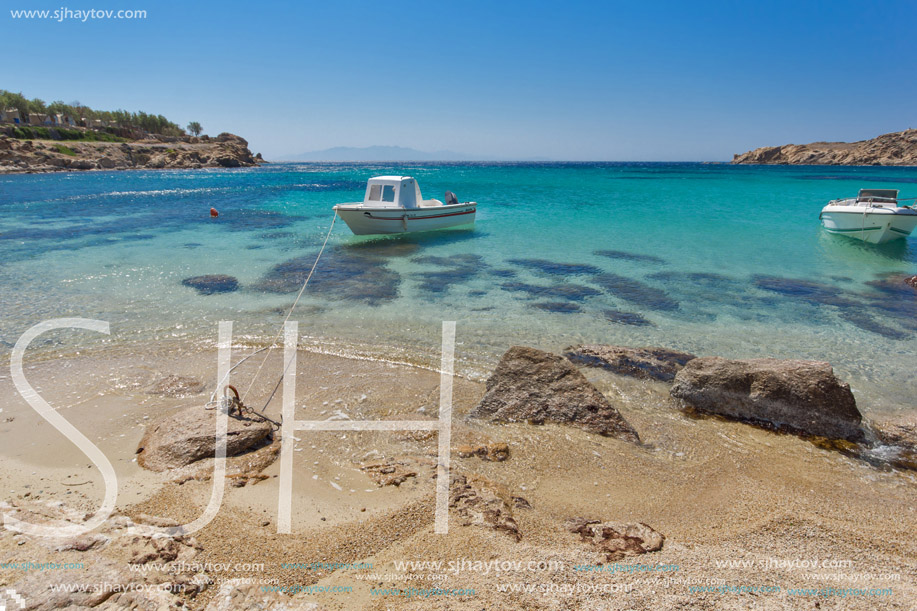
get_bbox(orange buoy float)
[210,207,219,217]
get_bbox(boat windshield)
[857,189,898,203]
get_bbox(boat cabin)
[856,189,898,204]
[362,176,424,209]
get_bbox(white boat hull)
[333,203,476,235]
[820,207,917,244]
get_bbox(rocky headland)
[0,131,264,173]
[732,128,917,165]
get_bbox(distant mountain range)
[282,145,548,162]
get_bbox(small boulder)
[450,475,520,540]
[469,346,639,441]
[565,517,664,561]
[361,459,421,487]
[869,414,917,454]
[670,357,863,441]
[906,276,917,290]
[181,274,239,295]
[564,344,696,382]
[455,443,510,462]
[137,406,273,472]
[485,442,510,462]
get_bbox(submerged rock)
[564,345,696,382]
[508,258,602,276]
[531,301,582,313]
[147,374,205,397]
[907,275,917,290]
[565,517,664,561]
[603,309,652,327]
[254,248,400,305]
[181,274,239,295]
[137,406,273,472]
[469,346,639,441]
[753,275,848,307]
[594,273,679,311]
[670,357,863,441]
[593,249,665,264]
[412,253,484,295]
[500,281,600,302]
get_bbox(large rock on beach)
[137,405,273,471]
[670,357,863,440]
[469,346,639,441]
[564,344,696,382]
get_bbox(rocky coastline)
[0,130,264,173]
[732,128,917,165]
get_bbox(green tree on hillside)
[187,121,203,136]
[0,89,186,136]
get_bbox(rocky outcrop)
[0,131,263,173]
[565,517,664,561]
[2,500,207,609]
[137,406,273,471]
[733,129,917,166]
[449,474,520,540]
[469,346,640,441]
[670,357,863,440]
[906,276,917,290]
[564,344,696,382]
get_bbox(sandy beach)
[1,339,914,610]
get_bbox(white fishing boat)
[333,176,476,235]
[819,189,917,244]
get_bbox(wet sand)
[1,342,915,609]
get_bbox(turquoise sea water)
[1,163,915,414]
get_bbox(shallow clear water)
[1,163,915,414]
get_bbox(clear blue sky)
[3,0,916,160]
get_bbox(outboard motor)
[445,191,459,206]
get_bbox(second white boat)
[819,189,917,244]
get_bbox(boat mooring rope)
[206,210,339,423]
